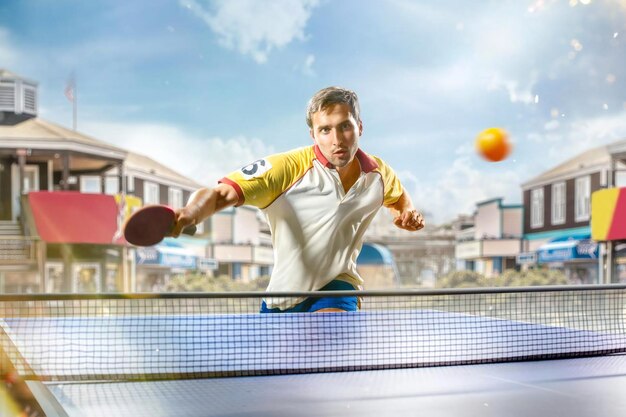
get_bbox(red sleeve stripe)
[218,177,245,207]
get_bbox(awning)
[29,191,124,245]
[537,235,599,263]
[135,240,197,269]
[357,243,396,265]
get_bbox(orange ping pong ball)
[475,127,511,162]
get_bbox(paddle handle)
[182,225,197,236]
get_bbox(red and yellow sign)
[114,194,143,220]
[591,187,626,241]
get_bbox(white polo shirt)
[220,145,404,310]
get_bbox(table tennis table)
[30,355,626,417]
[2,287,626,416]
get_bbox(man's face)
[309,103,362,169]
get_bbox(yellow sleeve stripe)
[220,147,315,209]
[371,155,404,207]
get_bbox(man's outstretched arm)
[170,183,239,237]
[386,191,425,232]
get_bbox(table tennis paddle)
[123,205,196,246]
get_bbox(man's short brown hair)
[306,87,361,128]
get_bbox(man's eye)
[320,128,330,134]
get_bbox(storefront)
[27,191,129,293]
[45,244,123,292]
[536,235,599,284]
[614,242,626,283]
[134,240,199,292]
[591,187,626,283]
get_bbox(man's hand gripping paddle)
[123,205,196,246]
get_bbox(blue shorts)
[260,280,358,313]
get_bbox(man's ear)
[309,129,316,142]
[358,121,363,137]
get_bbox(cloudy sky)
[1,0,625,224]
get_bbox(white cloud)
[486,72,539,105]
[527,131,563,143]
[544,120,560,131]
[302,54,316,76]
[365,57,539,120]
[51,35,184,70]
[385,111,626,225]
[82,120,275,186]
[527,110,626,150]
[550,113,626,158]
[396,155,523,224]
[181,0,320,63]
[569,113,626,141]
[293,54,316,76]
[371,2,570,109]
[0,27,18,67]
[386,0,454,24]
[520,111,626,177]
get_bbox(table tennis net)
[1,286,626,382]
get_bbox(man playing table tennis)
[172,86,424,312]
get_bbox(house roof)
[0,69,37,84]
[0,117,127,158]
[0,117,203,188]
[521,138,626,188]
[124,152,203,189]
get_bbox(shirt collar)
[313,145,378,173]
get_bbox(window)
[551,182,566,225]
[575,176,590,222]
[169,188,183,209]
[127,174,135,193]
[530,188,544,228]
[23,85,37,114]
[22,165,40,193]
[0,81,15,109]
[104,176,119,195]
[143,181,159,205]
[617,171,626,188]
[104,264,120,293]
[80,176,100,193]
[72,263,101,293]
[45,263,65,293]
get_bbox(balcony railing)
[0,237,38,264]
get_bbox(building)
[454,198,523,278]
[365,210,456,287]
[118,152,211,292]
[0,69,215,293]
[210,206,274,281]
[520,139,626,284]
[1,69,123,292]
[591,140,626,283]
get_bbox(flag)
[65,72,77,130]
[64,74,75,103]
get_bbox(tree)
[436,268,567,288]
[165,274,270,292]
[436,270,485,288]
[493,268,567,287]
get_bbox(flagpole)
[73,78,77,131]
[65,73,77,131]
